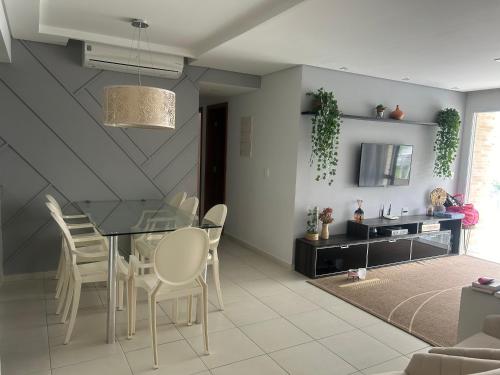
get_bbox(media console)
[295,215,461,278]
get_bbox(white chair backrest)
[179,196,199,216]
[49,211,76,254]
[204,204,227,242]
[153,227,209,287]
[46,196,63,217]
[167,192,187,208]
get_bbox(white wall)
[294,66,467,241]
[225,67,302,264]
[457,89,500,198]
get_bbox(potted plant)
[319,207,334,239]
[433,108,461,178]
[305,207,319,241]
[375,104,386,119]
[307,88,342,186]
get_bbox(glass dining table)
[73,199,220,344]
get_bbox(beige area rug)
[309,256,500,347]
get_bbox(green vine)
[433,108,461,178]
[307,88,342,186]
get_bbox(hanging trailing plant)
[433,108,461,178]
[307,88,342,186]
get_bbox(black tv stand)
[295,215,461,278]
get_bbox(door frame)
[200,102,228,216]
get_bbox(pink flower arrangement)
[319,207,334,224]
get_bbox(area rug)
[309,255,500,347]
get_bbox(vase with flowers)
[319,207,334,240]
[305,207,319,241]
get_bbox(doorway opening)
[199,103,228,217]
[466,112,500,262]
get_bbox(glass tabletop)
[74,199,220,236]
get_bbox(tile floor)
[0,237,430,375]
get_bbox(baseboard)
[223,232,293,270]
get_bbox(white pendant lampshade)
[103,85,175,129]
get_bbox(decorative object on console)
[426,204,434,216]
[306,207,319,241]
[383,203,399,220]
[307,88,342,186]
[389,105,405,120]
[375,104,386,119]
[401,207,409,216]
[433,108,461,178]
[430,187,447,214]
[319,207,334,240]
[354,199,364,222]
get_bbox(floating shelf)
[301,111,438,127]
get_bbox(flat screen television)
[358,143,413,187]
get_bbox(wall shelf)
[301,111,438,127]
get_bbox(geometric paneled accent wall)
[0,39,210,275]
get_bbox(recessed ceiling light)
[339,66,348,71]
[402,77,410,81]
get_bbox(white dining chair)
[49,211,130,344]
[45,201,108,301]
[179,196,199,216]
[166,191,187,208]
[204,204,227,310]
[127,227,210,368]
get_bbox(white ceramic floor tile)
[324,302,383,328]
[50,333,123,369]
[221,297,279,326]
[270,341,356,375]
[176,311,235,339]
[238,278,291,298]
[0,279,45,302]
[319,330,400,370]
[240,317,312,353]
[117,316,183,352]
[287,309,356,339]
[361,356,410,375]
[51,353,132,375]
[219,264,267,283]
[405,346,431,358]
[362,323,428,355]
[207,279,252,306]
[125,339,207,375]
[211,355,287,375]
[0,332,51,375]
[260,290,320,317]
[47,309,107,342]
[186,328,263,369]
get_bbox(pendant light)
[103,19,175,129]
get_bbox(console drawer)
[316,244,367,276]
[411,231,451,260]
[368,238,412,267]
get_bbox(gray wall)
[0,39,244,275]
[295,65,467,239]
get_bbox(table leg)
[106,235,118,343]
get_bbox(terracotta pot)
[320,223,330,240]
[390,105,405,120]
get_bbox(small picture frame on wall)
[240,116,253,158]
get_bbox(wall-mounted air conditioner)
[83,42,184,79]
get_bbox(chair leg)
[55,265,66,300]
[195,294,202,324]
[117,280,124,311]
[201,287,209,355]
[55,247,63,280]
[64,280,81,344]
[149,295,159,369]
[171,298,179,323]
[56,273,70,315]
[127,279,133,339]
[61,277,74,323]
[212,257,224,311]
[187,296,193,326]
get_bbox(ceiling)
[3,0,500,91]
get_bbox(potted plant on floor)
[434,108,461,178]
[307,88,342,186]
